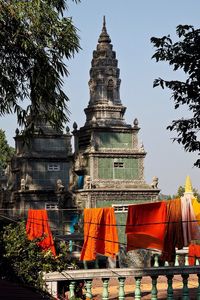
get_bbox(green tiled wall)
[98,157,139,179]
[98,132,132,148]
[29,161,70,187]
[97,200,132,244]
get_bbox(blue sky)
[1,0,200,195]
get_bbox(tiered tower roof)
[84,17,127,127]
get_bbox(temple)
[0,18,160,239]
[72,17,159,207]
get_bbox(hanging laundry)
[188,242,200,266]
[26,209,56,256]
[126,201,167,252]
[181,195,200,247]
[80,207,119,261]
[161,198,184,263]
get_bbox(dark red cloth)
[26,209,56,256]
[161,198,184,263]
[126,201,167,251]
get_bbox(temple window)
[48,164,60,171]
[114,162,124,168]
[45,203,58,210]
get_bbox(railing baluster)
[151,276,158,300]
[154,254,159,267]
[44,265,200,300]
[197,274,200,300]
[85,279,93,299]
[175,254,179,266]
[134,276,142,300]
[69,280,76,298]
[102,278,109,300]
[167,275,173,300]
[118,277,125,300]
[182,274,189,300]
[185,254,189,266]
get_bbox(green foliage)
[193,188,200,201]
[173,185,200,201]
[0,220,75,291]
[0,0,81,136]
[0,129,15,173]
[175,186,185,198]
[151,25,200,167]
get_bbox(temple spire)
[98,16,111,43]
[85,17,126,127]
[103,15,106,30]
[184,175,194,197]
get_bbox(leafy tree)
[173,185,200,201]
[193,187,200,201]
[0,129,15,174]
[0,220,75,293]
[0,0,81,136]
[175,186,185,198]
[151,25,200,167]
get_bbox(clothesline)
[2,196,200,263]
[2,213,200,227]
[0,208,83,211]
[80,199,200,263]
[1,211,200,264]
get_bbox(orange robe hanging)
[26,209,56,256]
[80,207,119,261]
[188,243,200,265]
[126,201,167,252]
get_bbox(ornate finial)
[98,16,111,43]
[103,16,106,29]
[185,175,193,193]
[133,118,139,127]
[66,126,70,134]
[73,122,78,131]
[15,128,19,136]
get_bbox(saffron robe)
[188,243,200,265]
[26,209,56,256]
[80,207,119,261]
[126,201,167,252]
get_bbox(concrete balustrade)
[44,266,200,300]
